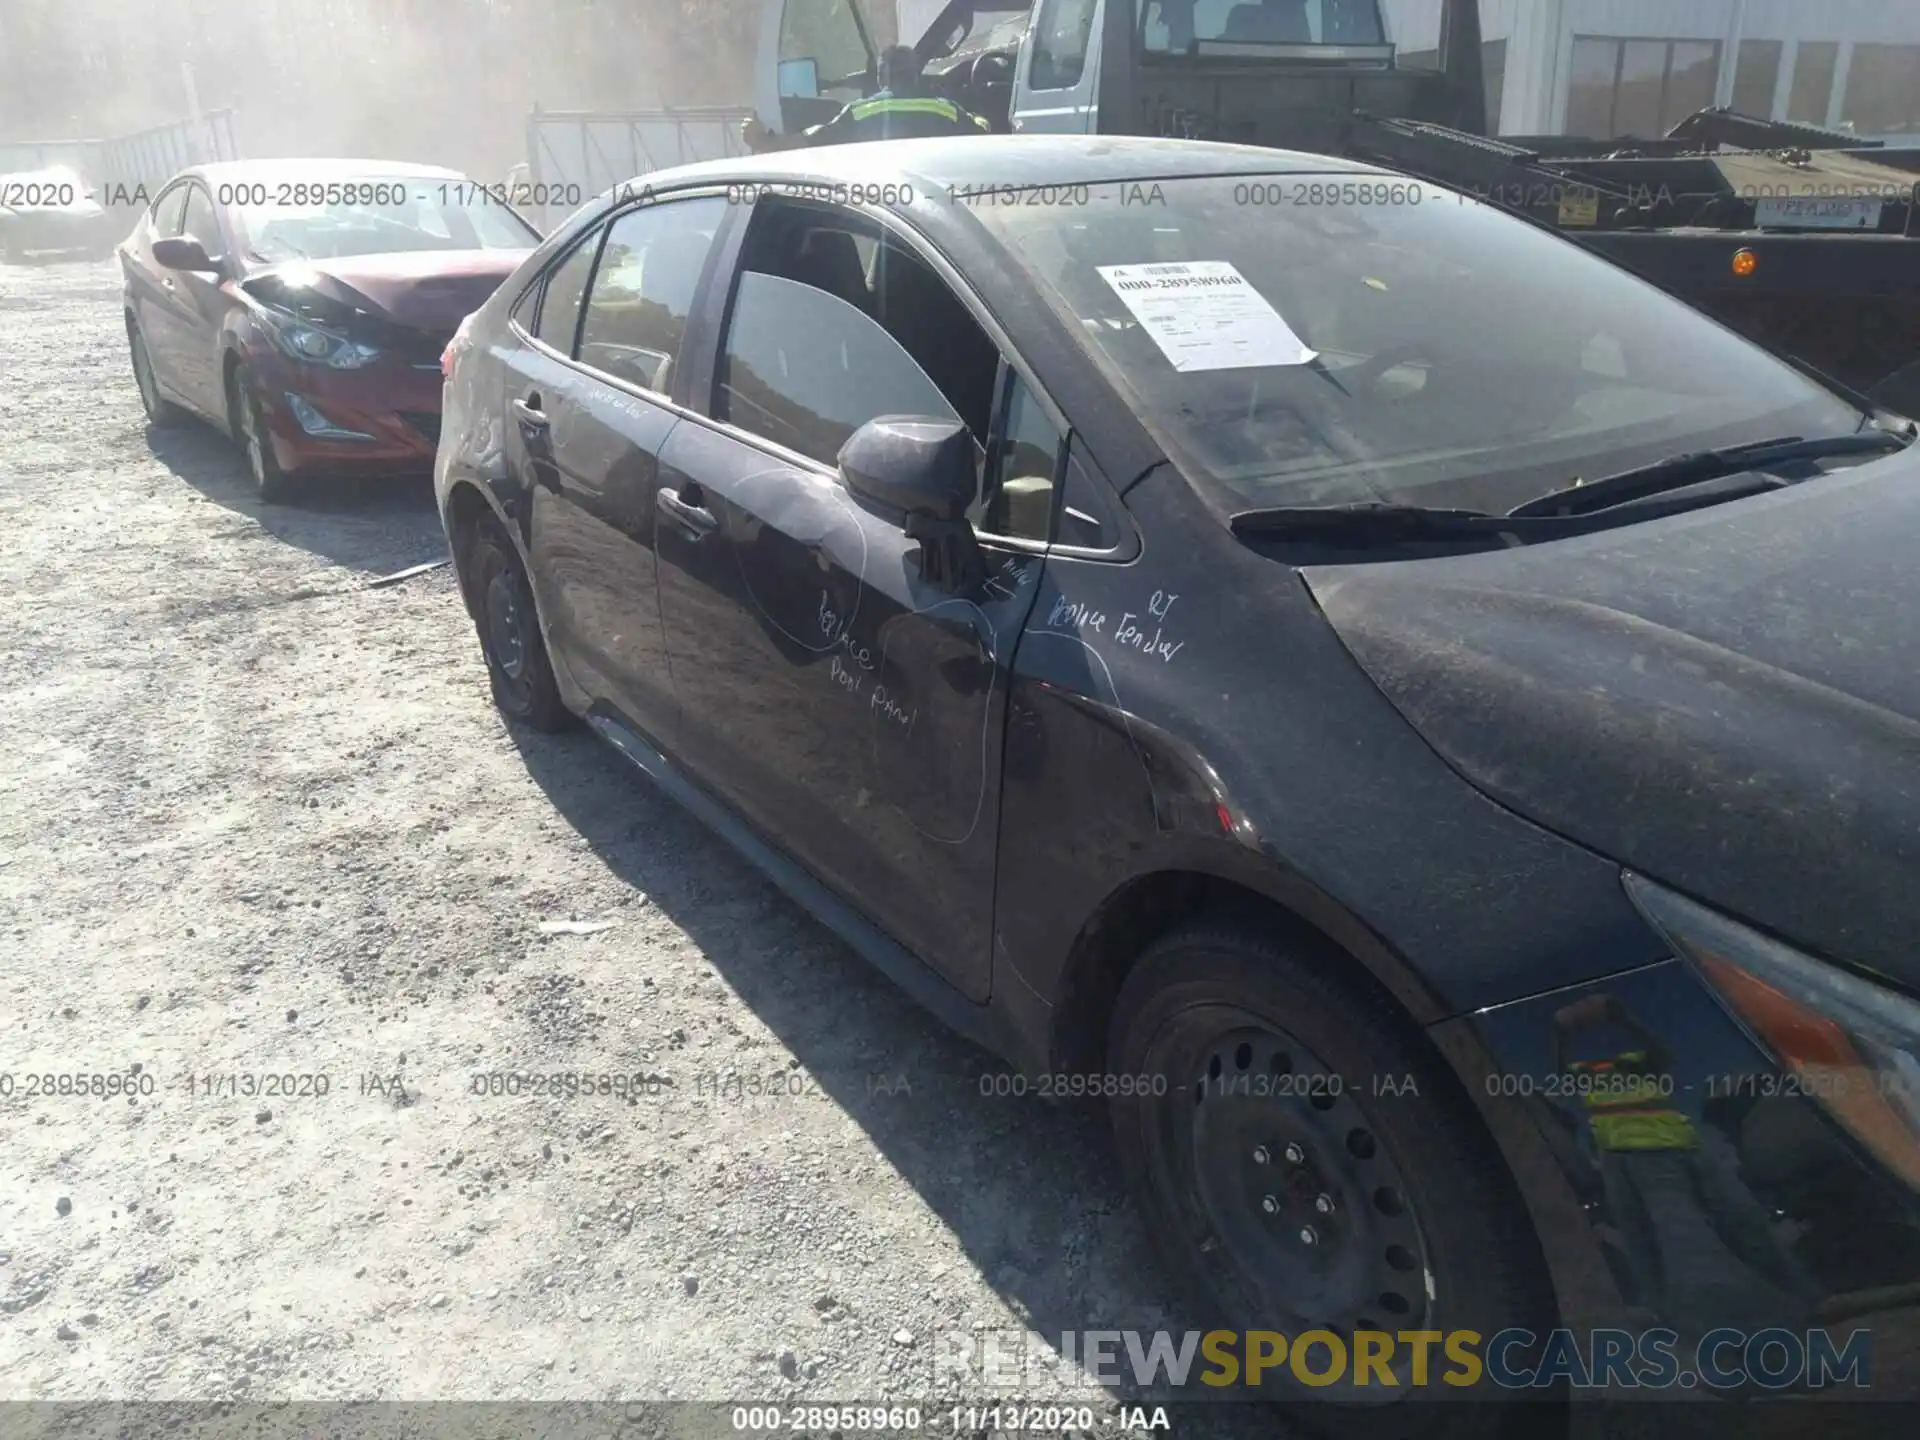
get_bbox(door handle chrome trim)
[657,487,717,537]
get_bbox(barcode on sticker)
[1142,263,1191,275]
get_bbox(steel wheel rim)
[1155,1006,1437,1388]
[483,565,530,697]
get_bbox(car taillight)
[442,312,477,380]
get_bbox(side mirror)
[152,235,219,273]
[840,416,975,520]
[839,416,985,593]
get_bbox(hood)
[241,249,528,333]
[1305,447,1920,991]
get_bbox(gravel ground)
[0,257,1288,1435]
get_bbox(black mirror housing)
[152,235,218,273]
[839,416,975,522]
[839,416,985,594]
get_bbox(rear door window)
[534,228,603,356]
[576,197,726,395]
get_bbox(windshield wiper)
[1510,430,1912,519]
[1229,502,1572,546]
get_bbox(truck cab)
[755,0,1486,145]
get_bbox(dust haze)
[0,0,776,180]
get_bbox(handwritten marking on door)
[1112,590,1184,663]
[1046,594,1108,634]
[870,686,914,729]
[983,555,1035,603]
[818,590,875,671]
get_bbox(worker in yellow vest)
[743,45,991,152]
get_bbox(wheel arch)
[1047,858,1448,1080]
[442,478,505,620]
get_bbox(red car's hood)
[242,249,530,332]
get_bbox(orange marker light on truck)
[1732,248,1759,278]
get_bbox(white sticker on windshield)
[1097,260,1318,371]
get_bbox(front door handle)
[657,486,717,538]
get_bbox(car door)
[171,182,232,418]
[132,182,197,410]
[1010,0,1103,132]
[505,192,731,752]
[654,206,1055,1002]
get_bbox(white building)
[1383,0,1920,142]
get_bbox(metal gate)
[0,110,240,194]
[525,106,753,226]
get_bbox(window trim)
[180,180,225,258]
[571,191,734,406]
[511,185,738,419]
[515,220,611,364]
[150,179,192,237]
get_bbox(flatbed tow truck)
[749,0,1920,412]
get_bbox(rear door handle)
[657,486,717,538]
[511,397,548,429]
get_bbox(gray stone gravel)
[0,255,1285,1437]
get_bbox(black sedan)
[438,135,1920,1422]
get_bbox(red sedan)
[120,158,540,501]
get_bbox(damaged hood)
[1305,448,1920,989]
[241,249,529,333]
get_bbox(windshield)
[931,6,1033,59]
[229,179,539,263]
[1143,0,1386,52]
[971,173,1865,515]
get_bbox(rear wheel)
[127,321,185,428]
[228,362,297,503]
[462,514,575,732]
[1107,923,1558,1438]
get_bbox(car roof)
[180,158,467,186]
[636,133,1391,194]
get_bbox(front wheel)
[228,362,297,503]
[1107,923,1558,1437]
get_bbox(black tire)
[1107,922,1559,1438]
[228,362,298,503]
[462,515,576,732]
[127,321,186,428]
